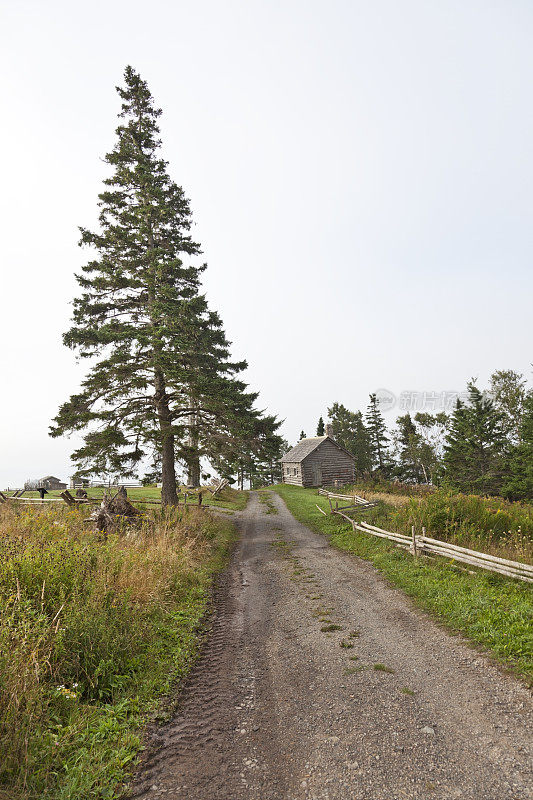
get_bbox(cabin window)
[284,465,299,477]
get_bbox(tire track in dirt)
[128,496,287,800]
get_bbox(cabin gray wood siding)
[282,439,355,487]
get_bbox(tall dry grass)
[392,490,533,564]
[337,483,533,563]
[0,502,231,799]
[354,489,410,508]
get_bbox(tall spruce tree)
[443,382,507,495]
[210,413,283,489]
[50,67,265,504]
[365,394,390,473]
[316,416,325,436]
[327,402,371,475]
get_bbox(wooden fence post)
[411,525,417,556]
[60,491,75,507]
[419,526,426,556]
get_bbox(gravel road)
[129,491,532,800]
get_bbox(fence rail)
[328,508,533,584]
[0,485,224,509]
[317,488,372,506]
[71,481,145,489]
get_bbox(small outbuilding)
[280,427,355,488]
[39,476,67,490]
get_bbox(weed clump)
[373,663,395,674]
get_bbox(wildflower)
[55,684,78,700]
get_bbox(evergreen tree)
[299,430,307,440]
[50,67,267,504]
[248,433,289,487]
[443,382,507,494]
[394,414,423,482]
[211,414,283,489]
[171,301,265,488]
[502,391,533,500]
[365,394,390,473]
[327,402,371,475]
[316,416,325,436]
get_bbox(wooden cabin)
[280,429,355,488]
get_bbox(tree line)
[316,369,533,500]
[50,67,284,503]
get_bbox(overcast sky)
[1,0,532,487]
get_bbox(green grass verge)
[271,484,533,684]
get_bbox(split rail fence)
[317,489,533,585]
[0,480,230,510]
[0,490,153,507]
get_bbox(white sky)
[1,0,532,487]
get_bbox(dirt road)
[130,491,532,800]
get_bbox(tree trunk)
[154,370,179,505]
[188,455,200,488]
[187,401,201,487]
[376,439,383,471]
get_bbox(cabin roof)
[41,475,63,482]
[280,436,355,464]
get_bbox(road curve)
[129,491,532,800]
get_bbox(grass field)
[271,484,533,685]
[2,485,249,513]
[0,501,236,800]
